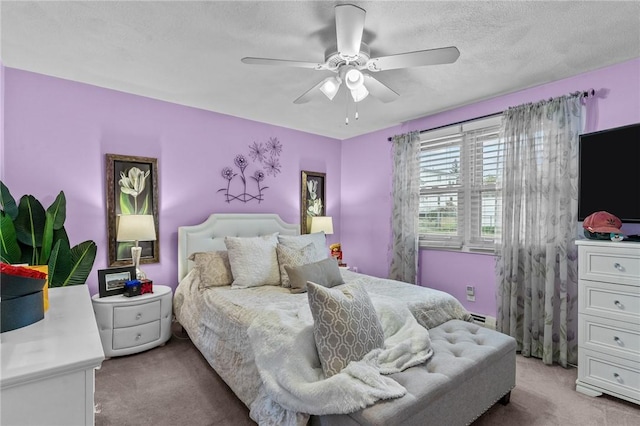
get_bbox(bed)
[174,213,516,425]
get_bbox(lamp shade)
[116,215,157,242]
[310,216,334,235]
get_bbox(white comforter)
[247,289,434,425]
[173,269,470,425]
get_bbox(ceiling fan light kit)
[241,3,460,122]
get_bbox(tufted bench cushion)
[314,320,517,426]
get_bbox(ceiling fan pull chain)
[345,89,350,125]
[355,102,359,120]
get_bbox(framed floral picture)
[106,154,159,266]
[300,170,326,234]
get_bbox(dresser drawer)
[579,280,640,323]
[579,245,640,286]
[113,320,161,350]
[578,349,640,402]
[113,300,161,328]
[580,315,640,359]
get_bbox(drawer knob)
[613,373,623,384]
[614,300,624,310]
[135,333,142,341]
[613,336,624,347]
[136,313,142,320]
[613,262,624,272]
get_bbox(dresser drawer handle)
[613,373,624,384]
[136,313,142,320]
[614,300,624,310]
[613,262,624,272]
[135,333,142,341]
[613,336,624,347]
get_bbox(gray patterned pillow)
[277,232,328,260]
[188,251,233,288]
[307,281,385,378]
[276,243,318,288]
[225,234,280,288]
[285,257,344,294]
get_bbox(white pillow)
[225,234,280,288]
[277,232,328,260]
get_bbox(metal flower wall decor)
[219,137,283,203]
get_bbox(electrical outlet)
[466,285,476,302]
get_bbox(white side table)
[92,285,172,358]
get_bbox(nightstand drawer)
[579,245,640,286]
[113,300,161,328]
[113,321,161,350]
[578,349,640,402]
[580,280,640,323]
[580,315,640,359]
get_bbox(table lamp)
[310,216,333,235]
[116,214,157,280]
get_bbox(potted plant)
[0,181,97,287]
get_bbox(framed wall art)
[300,170,326,234]
[97,266,136,297]
[106,154,159,266]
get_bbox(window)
[418,115,503,251]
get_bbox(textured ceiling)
[2,1,639,140]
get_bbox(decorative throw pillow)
[225,234,280,288]
[307,281,385,378]
[276,243,318,288]
[285,257,344,294]
[277,232,328,260]
[188,251,233,289]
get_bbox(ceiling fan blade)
[335,4,366,59]
[363,74,399,103]
[366,46,460,72]
[241,57,326,70]
[293,79,328,104]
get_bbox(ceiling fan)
[241,3,460,109]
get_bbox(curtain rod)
[387,89,595,142]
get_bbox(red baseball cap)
[583,211,623,234]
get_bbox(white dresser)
[0,285,105,426]
[91,285,172,358]
[575,239,640,405]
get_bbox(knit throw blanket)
[247,294,434,426]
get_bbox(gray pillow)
[285,257,344,294]
[188,251,233,288]
[276,242,318,288]
[307,281,385,378]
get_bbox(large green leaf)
[0,181,18,220]
[60,241,97,286]
[14,195,46,260]
[46,191,66,230]
[48,239,70,288]
[39,211,55,265]
[0,211,21,263]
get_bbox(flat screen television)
[578,123,640,223]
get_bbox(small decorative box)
[123,279,142,297]
[140,279,153,295]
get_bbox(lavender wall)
[341,58,640,317]
[2,69,342,296]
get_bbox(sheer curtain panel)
[389,131,420,284]
[496,94,584,367]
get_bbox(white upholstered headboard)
[177,213,299,282]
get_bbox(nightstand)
[92,285,172,358]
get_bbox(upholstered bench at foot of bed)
[313,320,517,426]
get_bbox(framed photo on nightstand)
[98,266,136,297]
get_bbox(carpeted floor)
[95,323,639,425]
